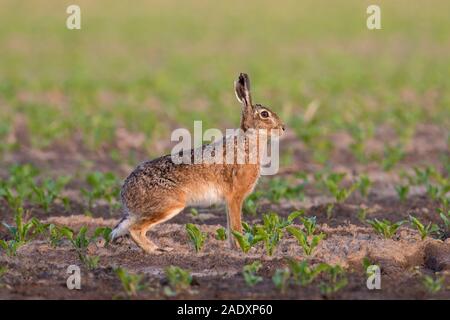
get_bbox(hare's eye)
[260,111,269,118]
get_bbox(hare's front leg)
[226,196,244,249]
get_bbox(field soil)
[0,126,449,300]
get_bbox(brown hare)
[111,73,285,253]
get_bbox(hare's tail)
[111,213,133,241]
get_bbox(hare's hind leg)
[129,206,184,254]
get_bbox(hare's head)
[234,73,285,136]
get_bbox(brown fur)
[112,73,285,253]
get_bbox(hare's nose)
[281,125,286,132]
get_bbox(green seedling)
[319,173,358,213]
[232,222,264,253]
[0,266,7,278]
[286,226,325,256]
[242,261,263,287]
[357,175,372,198]
[267,178,305,203]
[322,174,345,197]
[312,138,333,164]
[295,171,309,181]
[316,172,345,188]
[422,275,444,294]
[441,184,450,197]
[255,226,281,256]
[362,257,375,272]
[72,226,89,249]
[93,226,113,245]
[0,123,13,155]
[283,211,304,226]
[0,265,7,288]
[0,185,25,211]
[0,208,46,256]
[287,259,329,286]
[272,268,290,293]
[426,184,440,200]
[164,266,192,296]
[81,254,100,270]
[2,208,42,243]
[31,176,71,212]
[349,135,367,163]
[319,264,348,295]
[63,226,104,269]
[348,123,374,163]
[409,216,439,240]
[0,164,39,210]
[8,164,39,186]
[439,196,449,211]
[326,203,335,220]
[280,147,295,167]
[292,116,320,146]
[409,167,450,198]
[243,191,263,216]
[115,267,146,297]
[443,154,450,177]
[333,183,358,203]
[366,218,405,239]
[300,215,317,236]
[438,208,450,230]
[189,208,199,216]
[215,227,227,241]
[395,184,409,202]
[185,223,207,253]
[0,239,20,257]
[81,172,120,212]
[47,224,73,247]
[412,166,436,185]
[357,207,368,223]
[255,211,302,256]
[381,144,404,171]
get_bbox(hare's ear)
[234,73,253,107]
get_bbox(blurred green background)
[0,0,449,166]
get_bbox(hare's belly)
[185,183,224,207]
